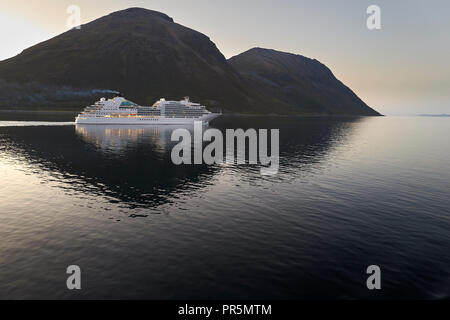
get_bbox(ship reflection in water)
[73,123,215,209]
[0,115,449,299]
[75,123,190,154]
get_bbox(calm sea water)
[0,112,449,299]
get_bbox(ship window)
[120,100,138,107]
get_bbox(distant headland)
[417,114,450,117]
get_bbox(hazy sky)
[1,0,449,115]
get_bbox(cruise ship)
[75,96,221,125]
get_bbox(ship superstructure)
[75,96,220,124]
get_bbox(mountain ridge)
[0,7,381,116]
[228,47,379,115]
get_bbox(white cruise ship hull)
[75,113,221,125]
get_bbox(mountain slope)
[0,8,259,111]
[0,8,380,116]
[228,48,380,116]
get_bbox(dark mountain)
[228,48,380,115]
[0,7,380,116]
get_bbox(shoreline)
[0,109,384,117]
[0,109,80,113]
